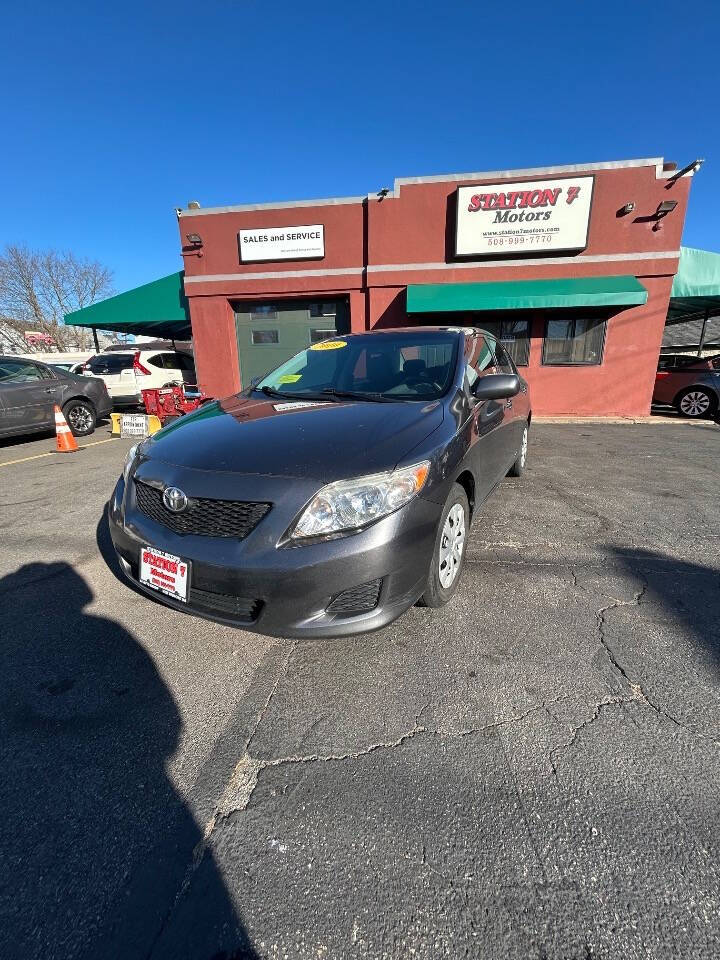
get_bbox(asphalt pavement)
[1,420,719,959]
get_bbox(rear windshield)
[256,333,459,400]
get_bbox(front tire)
[418,483,469,609]
[675,387,716,419]
[63,399,96,437]
[507,421,529,477]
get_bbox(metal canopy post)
[697,307,709,357]
[92,328,100,352]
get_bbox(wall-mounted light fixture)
[377,187,389,201]
[665,158,704,187]
[653,199,678,231]
[620,202,635,215]
[186,233,203,245]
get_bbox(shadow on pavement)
[0,561,258,960]
[612,546,720,670]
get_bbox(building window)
[309,328,337,343]
[309,302,336,317]
[477,319,530,366]
[251,330,279,345]
[542,317,606,365]
[251,304,278,320]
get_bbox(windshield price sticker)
[273,401,328,412]
[277,374,302,383]
[309,340,347,351]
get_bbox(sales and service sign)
[455,176,594,257]
[239,224,325,262]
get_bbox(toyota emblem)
[163,486,188,513]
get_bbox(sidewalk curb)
[534,416,718,427]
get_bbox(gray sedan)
[0,355,112,438]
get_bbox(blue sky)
[2,0,719,293]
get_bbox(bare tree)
[0,245,115,351]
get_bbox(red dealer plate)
[139,546,189,602]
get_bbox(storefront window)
[251,330,279,344]
[309,328,337,343]
[477,319,530,366]
[309,302,336,317]
[251,304,278,320]
[542,317,606,365]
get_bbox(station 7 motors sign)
[455,176,594,257]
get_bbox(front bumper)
[108,469,440,639]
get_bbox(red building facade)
[178,157,694,416]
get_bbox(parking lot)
[1,420,719,959]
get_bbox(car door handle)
[44,387,58,393]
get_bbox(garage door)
[234,299,349,386]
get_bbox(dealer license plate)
[139,546,188,602]
[121,414,148,438]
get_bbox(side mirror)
[471,373,520,401]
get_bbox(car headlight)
[289,461,430,540]
[123,443,139,481]
[122,438,149,481]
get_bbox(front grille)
[188,586,262,622]
[326,578,382,615]
[134,480,271,539]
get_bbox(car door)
[487,338,529,468]
[654,356,707,405]
[84,353,136,399]
[463,335,508,501]
[0,358,59,434]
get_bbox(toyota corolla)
[109,327,531,637]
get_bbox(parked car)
[653,353,720,418]
[78,349,196,406]
[109,327,531,638]
[0,355,112,438]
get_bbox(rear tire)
[507,421,529,477]
[63,398,96,437]
[418,483,469,609]
[675,387,716,419]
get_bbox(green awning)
[667,247,720,322]
[64,271,191,339]
[406,275,648,313]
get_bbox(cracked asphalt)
[1,421,719,959]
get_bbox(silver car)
[0,355,112,438]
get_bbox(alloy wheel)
[438,502,466,589]
[67,404,93,432]
[679,391,711,417]
[520,426,528,467]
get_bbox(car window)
[0,359,46,383]
[146,354,169,369]
[88,354,134,373]
[490,340,516,375]
[657,355,699,371]
[464,335,497,390]
[173,353,196,372]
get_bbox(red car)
[653,354,720,418]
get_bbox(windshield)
[255,332,459,401]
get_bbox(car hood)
[145,394,445,481]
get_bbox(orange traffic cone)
[54,405,79,453]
